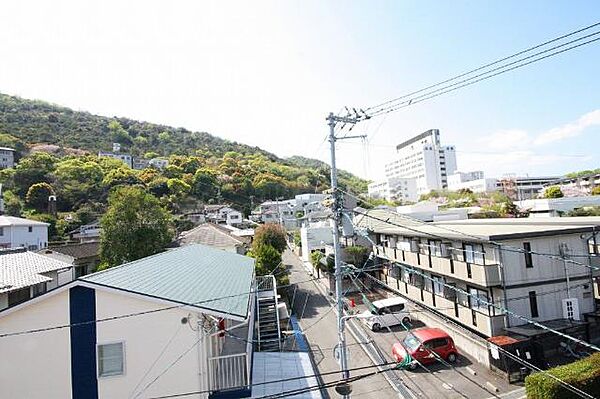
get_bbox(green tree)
[345,245,368,267]
[192,168,219,200]
[25,182,55,212]
[253,224,287,253]
[544,186,564,199]
[100,186,174,267]
[13,152,58,195]
[591,186,600,196]
[166,178,191,198]
[54,158,103,210]
[108,120,132,146]
[251,244,282,276]
[101,167,142,189]
[3,191,22,216]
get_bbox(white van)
[361,297,411,332]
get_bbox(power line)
[368,34,600,117]
[0,275,326,339]
[364,21,600,113]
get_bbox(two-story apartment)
[0,248,73,310]
[0,147,15,169]
[0,244,260,399]
[0,216,49,250]
[357,208,599,339]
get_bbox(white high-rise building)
[384,129,457,195]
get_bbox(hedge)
[525,352,600,399]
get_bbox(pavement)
[282,249,527,399]
[283,249,400,399]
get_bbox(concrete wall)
[0,290,72,399]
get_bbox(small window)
[98,342,125,377]
[0,227,3,236]
[524,242,533,268]
[28,226,33,233]
[426,338,448,349]
[529,291,539,318]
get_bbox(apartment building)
[497,176,559,200]
[368,177,418,202]
[543,172,600,196]
[98,151,133,168]
[0,216,49,250]
[357,208,598,339]
[384,129,457,195]
[0,147,15,169]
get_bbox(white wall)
[0,290,72,399]
[95,289,203,399]
[0,224,48,249]
[300,224,333,262]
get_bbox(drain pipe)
[498,245,510,328]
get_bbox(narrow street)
[283,249,400,399]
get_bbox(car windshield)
[402,333,421,351]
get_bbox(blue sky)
[0,1,598,180]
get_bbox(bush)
[591,186,600,196]
[525,352,600,399]
[253,224,287,253]
[544,186,564,199]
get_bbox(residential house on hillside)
[0,215,49,250]
[204,205,243,226]
[0,147,15,169]
[39,241,101,278]
[68,221,101,242]
[0,248,73,310]
[98,151,133,168]
[176,223,248,254]
[543,172,600,196]
[356,208,600,362]
[0,244,260,399]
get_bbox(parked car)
[391,328,459,370]
[360,296,411,332]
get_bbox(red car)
[392,328,458,370]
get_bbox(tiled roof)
[0,216,49,227]
[82,244,255,319]
[0,250,72,294]
[44,241,100,260]
[177,223,245,250]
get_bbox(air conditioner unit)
[562,298,580,321]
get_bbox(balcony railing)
[374,245,501,287]
[208,352,249,392]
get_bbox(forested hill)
[0,93,368,194]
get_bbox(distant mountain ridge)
[0,92,368,192]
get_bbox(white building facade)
[368,177,418,202]
[385,129,457,196]
[98,151,133,168]
[448,171,498,193]
[0,147,15,169]
[0,216,49,250]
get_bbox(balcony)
[379,272,506,337]
[374,245,501,287]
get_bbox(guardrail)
[208,352,248,392]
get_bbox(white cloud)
[534,109,600,145]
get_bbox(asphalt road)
[283,249,400,399]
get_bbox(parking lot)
[344,288,525,399]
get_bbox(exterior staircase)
[256,275,282,352]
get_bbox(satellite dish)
[335,382,352,395]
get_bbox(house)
[39,241,101,278]
[98,151,133,168]
[132,158,150,170]
[358,208,599,338]
[204,205,243,226]
[176,223,248,254]
[300,221,334,263]
[0,215,49,250]
[68,221,101,242]
[0,147,15,169]
[0,244,259,399]
[0,248,73,310]
[149,157,169,169]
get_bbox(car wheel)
[408,362,418,371]
[372,323,381,332]
[401,317,410,326]
[447,353,457,363]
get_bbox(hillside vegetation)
[0,93,368,240]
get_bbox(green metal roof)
[82,244,255,319]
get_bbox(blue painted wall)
[70,286,98,399]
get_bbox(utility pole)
[326,111,366,397]
[560,242,572,298]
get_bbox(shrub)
[544,186,564,199]
[525,352,600,399]
[591,186,600,196]
[253,224,287,253]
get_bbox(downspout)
[498,244,510,329]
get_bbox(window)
[8,287,31,307]
[32,283,46,297]
[432,275,444,296]
[524,242,533,268]
[0,227,3,236]
[27,245,38,251]
[468,287,488,312]
[463,243,484,264]
[98,342,125,377]
[529,291,539,318]
[428,240,442,257]
[28,226,33,233]
[425,338,448,349]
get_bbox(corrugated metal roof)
[0,250,72,293]
[82,244,255,318]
